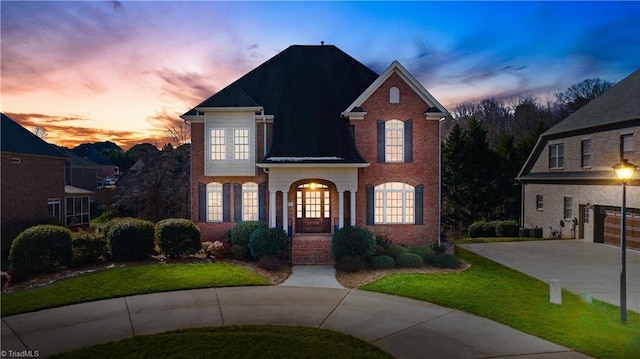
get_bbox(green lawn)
[49,326,393,359]
[362,247,640,359]
[1,262,270,316]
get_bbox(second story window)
[234,129,250,160]
[210,129,226,160]
[549,143,564,169]
[581,139,591,168]
[621,134,633,159]
[385,120,404,162]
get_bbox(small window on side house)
[581,139,591,168]
[10,158,21,164]
[563,197,573,219]
[549,143,564,169]
[536,195,543,211]
[389,87,400,103]
[621,134,633,159]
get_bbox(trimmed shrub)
[375,235,392,250]
[396,252,423,268]
[229,244,248,260]
[107,218,155,261]
[430,243,447,255]
[230,221,268,247]
[9,225,73,280]
[482,221,498,237]
[249,228,290,260]
[331,226,374,261]
[370,255,395,270]
[257,255,283,271]
[384,244,408,259]
[335,255,364,273]
[372,244,386,256]
[71,231,106,267]
[468,221,485,238]
[156,218,201,258]
[495,220,520,237]
[432,254,461,269]
[409,245,435,264]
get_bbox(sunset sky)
[2,1,639,150]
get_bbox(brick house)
[517,69,639,249]
[182,45,448,263]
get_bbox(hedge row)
[468,220,519,238]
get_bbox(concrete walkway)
[279,265,345,288]
[461,240,640,313]
[1,286,589,358]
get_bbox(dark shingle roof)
[1,113,67,159]
[543,68,640,136]
[184,45,380,163]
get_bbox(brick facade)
[354,72,440,245]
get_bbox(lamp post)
[613,158,637,322]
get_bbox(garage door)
[603,207,640,250]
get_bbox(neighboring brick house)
[517,69,639,249]
[1,113,68,254]
[182,45,448,263]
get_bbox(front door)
[296,183,331,233]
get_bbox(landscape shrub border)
[468,220,519,238]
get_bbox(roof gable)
[1,113,67,159]
[343,60,449,117]
[543,68,640,137]
[183,45,380,163]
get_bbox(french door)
[296,183,331,233]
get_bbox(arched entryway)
[295,182,331,233]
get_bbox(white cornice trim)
[257,163,370,168]
[196,106,263,112]
[343,60,449,116]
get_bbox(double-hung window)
[242,182,258,221]
[48,198,61,221]
[210,129,226,160]
[563,197,573,219]
[549,143,564,169]
[207,182,223,222]
[581,139,591,168]
[234,129,250,160]
[536,195,543,211]
[621,134,633,159]
[374,182,414,224]
[385,120,404,162]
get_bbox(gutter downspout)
[261,108,267,157]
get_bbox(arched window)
[385,120,404,162]
[206,182,223,222]
[374,182,414,224]
[389,87,400,103]
[242,182,258,221]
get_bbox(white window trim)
[385,120,404,163]
[234,128,250,160]
[48,198,61,221]
[207,182,223,222]
[210,129,226,161]
[374,182,414,224]
[242,182,258,221]
[549,143,564,169]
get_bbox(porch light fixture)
[612,158,636,322]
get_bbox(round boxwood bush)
[384,244,408,259]
[9,225,73,280]
[331,226,374,261]
[395,252,423,268]
[495,220,519,237]
[230,221,268,247]
[71,231,106,267]
[156,218,201,258]
[408,245,435,264]
[248,228,290,260]
[432,254,461,269]
[107,218,155,261]
[370,255,395,270]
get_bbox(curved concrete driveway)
[2,286,589,358]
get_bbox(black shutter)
[377,120,385,163]
[234,183,242,222]
[415,184,424,225]
[223,183,231,222]
[258,183,267,222]
[366,184,375,225]
[198,183,206,222]
[404,119,413,163]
